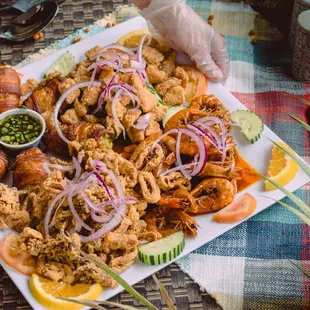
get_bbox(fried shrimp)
[190,178,235,214]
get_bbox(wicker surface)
[0,1,221,309]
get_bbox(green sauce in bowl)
[0,114,43,145]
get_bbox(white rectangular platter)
[0,16,309,310]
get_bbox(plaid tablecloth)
[15,1,310,309]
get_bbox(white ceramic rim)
[0,108,46,149]
[298,9,310,31]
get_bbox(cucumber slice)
[45,51,76,78]
[138,231,185,265]
[147,84,162,105]
[163,105,187,128]
[230,110,264,144]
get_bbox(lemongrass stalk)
[268,139,310,177]
[279,202,310,225]
[288,113,310,131]
[282,92,310,106]
[58,298,106,310]
[59,297,140,310]
[261,175,310,218]
[78,249,158,310]
[288,259,310,279]
[152,274,176,310]
[91,300,139,310]
[262,195,310,225]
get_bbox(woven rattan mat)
[0,0,221,309]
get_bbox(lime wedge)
[45,51,76,78]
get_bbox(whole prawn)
[190,178,235,214]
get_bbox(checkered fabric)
[14,0,310,309]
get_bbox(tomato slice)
[213,193,257,223]
[179,65,208,102]
[0,232,36,276]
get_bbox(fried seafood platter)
[1,20,304,309]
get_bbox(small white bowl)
[0,108,46,152]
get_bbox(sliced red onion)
[93,71,119,114]
[89,64,106,89]
[43,162,73,174]
[108,86,141,110]
[195,116,226,148]
[133,113,151,130]
[44,159,131,240]
[92,171,115,203]
[136,34,150,64]
[130,60,146,70]
[160,163,198,177]
[151,129,179,151]
[111,89,126,138]
[91,209,115,223]
[72,157,82,181]
[140,70,149,85]
[54,81,101,144]
[97,44,136,57]
[49,196,66,227]
[92,161,126,203]
[79,211,124,242]
[195,116,227,163]
[177,128,207,176]
[97,197,137,207]
[79,161,126,243]
[77,154,83,163]
[90,51,122,65]
[151,128,207,177]
[80,192,108,214]
[188,123,224,160]
[109,82,137,94]
[68,190,93,232]
[175,131,192,180]
[44,189,70,236]
[195,123,222,150]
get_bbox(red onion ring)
[43,162,73,174]
[111,89,126,138]
[136,34,150,64]
[49,196,66,227]
[79,161,126,243]
[44,189,70,236]
[152,128,207,177]
[54,81,102,144]
[195,116,227,163]
[68,190,93,232]
[72,157,82,181]
[177,128,207,176]
[175,131,192,180]
[160,163,198,177]
[90,209,115,223]
[96,44,136,57]
[133,113,151,130]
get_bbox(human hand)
[136,0,229,83]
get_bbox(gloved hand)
[139,0,229,83]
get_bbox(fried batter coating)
[0,184,29,232]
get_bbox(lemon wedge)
[117,29,150,48]
[265,141,299,191]
[29,274,103,310]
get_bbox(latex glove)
[139,0,229,83]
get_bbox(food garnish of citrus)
[29,274,103,310]
[117,29,150,48]
[265,141,299,191]
[213,193,257,223]
[0,232,36,276]
[179,65,208,102]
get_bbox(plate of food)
[0,16,308,310]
